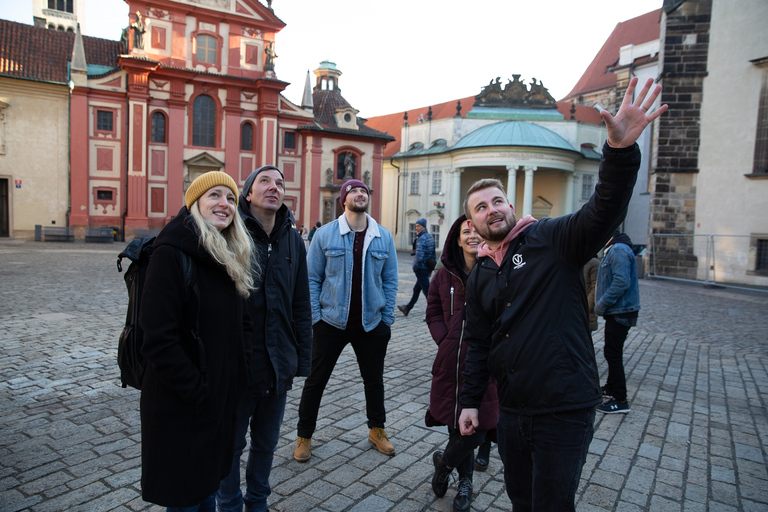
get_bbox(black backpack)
[116,237,199,390]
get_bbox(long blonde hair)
[190,202,258,297]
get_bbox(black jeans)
[442,427,487,478]
[406,268,432,309]
[497,407,595,512]
[603,315,631,402]
[297,320,391,439]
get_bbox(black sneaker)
[431,451,452,498]
[397,305,410,317]
[597,399,630,414]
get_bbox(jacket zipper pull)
[450,286,454,316]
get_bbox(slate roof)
[451,121,578,153]
[0,19,124,84]
[366,95,603,159]
[562,9,661,100]
[297,89,394,142]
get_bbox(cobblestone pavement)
[1,241,767,512]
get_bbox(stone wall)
[649,0,711,279]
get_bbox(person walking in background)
[458,77,666,511]
[139,171,255,511]
[308,221,321,244]
[425,214,498,512]
[594,231,640,414]
[584,255,600,332]
[294,179,399,462]
[398,218,435,317]
[217,166,312,512]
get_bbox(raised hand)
[601,77,668,148]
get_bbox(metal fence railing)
[647,233,768,293]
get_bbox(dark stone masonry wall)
[649,0,711,279]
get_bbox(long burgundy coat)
[425,214,498,431]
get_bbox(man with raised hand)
[457,78,666,511]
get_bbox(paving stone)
[2,244,768,511]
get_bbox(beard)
[347,202,368,213]
[475,214,515,242]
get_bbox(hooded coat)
[425,214,498,430]
[139,207,250,507]
[237,199,312,395]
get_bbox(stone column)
[564,172,576,214]
[449,167,463,221]
[522,166,536,217]
[506,165,518,208]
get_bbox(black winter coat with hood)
[237,199,312,395]
[425,214,498,430]
[139,207,251,507]
[460,143,641,416]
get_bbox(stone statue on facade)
[264,42,277,72]
[131,11,148,52]
[474,74,557,108]
[343,152,356,180]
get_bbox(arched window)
[192,95,216,147]
[151,112,166,143]
[241,122,253,151]
[196,34,218,65]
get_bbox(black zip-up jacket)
[238,200,312,395]
[460,142,641,415]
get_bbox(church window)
[192,95,216,147]
[96,110,113,132]
[196,34,218,65]
[410,171,420,195]
[241,122,253,151]
[151,112,166,143]
[284,131,296,150]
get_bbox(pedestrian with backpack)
[138,171,256,511]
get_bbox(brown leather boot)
[368,427,396,455]
[294,437,311,462]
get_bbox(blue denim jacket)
[595,242,640,317]
[307,213,399,332]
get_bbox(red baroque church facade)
[62,0,391,238]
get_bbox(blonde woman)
[139,171,257,511]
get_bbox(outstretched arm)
[601,77,668,148]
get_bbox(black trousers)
[297,320,391,439]
[603,315,631,402]
[442,427,487,478]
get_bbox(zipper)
[450,286,454,316]
[453,319,465,429]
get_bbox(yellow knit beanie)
[185,171,239,210]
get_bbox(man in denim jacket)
[294,179,399,462]
[595,231,640,414]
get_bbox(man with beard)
[293,179,399,462]
[458,77,667,511]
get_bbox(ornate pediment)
[475,74,557,109]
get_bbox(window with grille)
[196,34,217,65]
[410,172,419,195]
[96,110,113,132]
[581,174,595,200]
[151,112,166,143]
[241,123,253,151]
[49,0,73,13]
[430,224,440,249]
[757,239,768,272]
[409,223,417,246]
[432,170,442,195]
[192,95,216,147]
[284,131,296,150]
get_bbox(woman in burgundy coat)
[425,214,498,512]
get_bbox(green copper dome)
[453,121,577,152]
